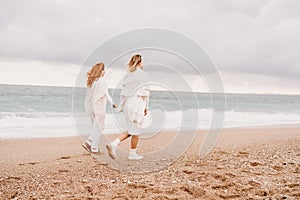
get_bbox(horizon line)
[1,83,299,96]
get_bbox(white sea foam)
[0,109,300,138]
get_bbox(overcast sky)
[0,0,299,94]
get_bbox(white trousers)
[87,113,105,149]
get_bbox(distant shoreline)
[1,83,299,96]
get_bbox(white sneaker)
[106,143,117,160]
[91,148,103,155]
[128,150,143,160]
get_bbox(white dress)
[118,68,150,135]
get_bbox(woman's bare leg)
[107,131,130,160]
[128,135,143,160]
[118,131,130,141]
[131,135,139,149]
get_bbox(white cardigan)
[84,78,113,115]
[120,68,150,97]
[117,68,150,123]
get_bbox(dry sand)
[1,126,300,199]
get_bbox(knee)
[132,135,139,139]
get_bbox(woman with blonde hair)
[106,54,150,160]
[82,62,117,154]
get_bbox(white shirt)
[84,78,113,115]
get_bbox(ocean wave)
[0,109,300,138]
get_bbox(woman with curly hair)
[82,62,117,154]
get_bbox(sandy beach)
[1,126,300,199]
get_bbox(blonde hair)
[86,63,104,87]
[128,54,142,72]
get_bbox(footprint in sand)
[239,151,250,155]
[250,161,261,167]
[287,183,299,188]
[7,176,21,180]
[256,190,269,197]
[219,194,241,199]
[248,180,261,187]
[225,172,236,178]
[294,166,300,173]
[19,162,38,165]
[58,169,69,173]
[180,185,206,198]
[127,183,148,189]
[236,151,250,157]
[272,165,283,171]
[211,183,234,190]
[57,156,71,160]
[210,173,227,181]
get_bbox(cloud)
[0,58,80,86]
[0,0,299,92]
[221,71,300,94]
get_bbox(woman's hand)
[144,108,148,116]
[113,104,118,108]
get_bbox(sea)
[0,84,299,138]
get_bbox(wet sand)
[1,127,300,199]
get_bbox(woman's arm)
[105,89,113,105]
[105,89,117,108]
[93,79,116,108]
[102,80,118,108]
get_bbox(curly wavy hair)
[86,62,104,87]
[128,54,142,72]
